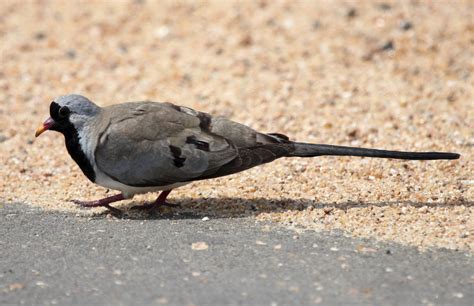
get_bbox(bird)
[35,94,460,212]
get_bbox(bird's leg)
[131,190,177,210]
[72,193,125,208]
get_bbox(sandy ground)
[0,1,472,251]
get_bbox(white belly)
[94,170,190,198]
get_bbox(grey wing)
[94,102,238,187]
[94,102,295,187]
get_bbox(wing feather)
[94,102,238,187]
[94,101,294,187]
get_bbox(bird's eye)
[58,106,70,118]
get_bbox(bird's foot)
[71,193,125,215]
[130,190,174,211]
[72,199,106,207]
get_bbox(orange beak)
[35,117,55,137]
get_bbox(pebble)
[65,49,77,59]
[346,8,357,18]
[8,283,24,291]
[36,281,48,288]
[191,242,209,251]
[380,40,395,51]
[399,21,413,31]
[34,32,46,40]
[418,206,428,213]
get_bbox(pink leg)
[72,193,125,207]
[131,190,177,210]
[72,194,125,214]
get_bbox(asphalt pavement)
[1,203,472,306]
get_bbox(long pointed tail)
[289,143,460,160]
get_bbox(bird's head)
[35,94,100,137]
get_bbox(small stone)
[347,129,358,138]
[377,3,392,11]
[399,21,413,31]
[36,281,48,288]
[154,26,170,39]
[346,8,357,18]
[312,20,321,30]
[323,207,333,214]
[201,216,209,221]
[191,241,209,251]
[34,32,46,40]
[239,34,253,47]
[380,40,394,51]
[283,18,294,29]
[418,206,428,213]
[8,283,24,291]
[356,245,377,253]
[323,122,333,129]
[65,49,77,59]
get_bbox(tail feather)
[289,142,460,160]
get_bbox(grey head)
[35,94,101,137]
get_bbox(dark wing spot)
[169,145,186,168]
[171,104,212,131]
[197,113,212,131]
[186,135,210,151]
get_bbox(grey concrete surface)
[0,203,472,306]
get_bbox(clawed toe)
[71,199,99,207]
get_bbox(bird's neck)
[63,127,96,183]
